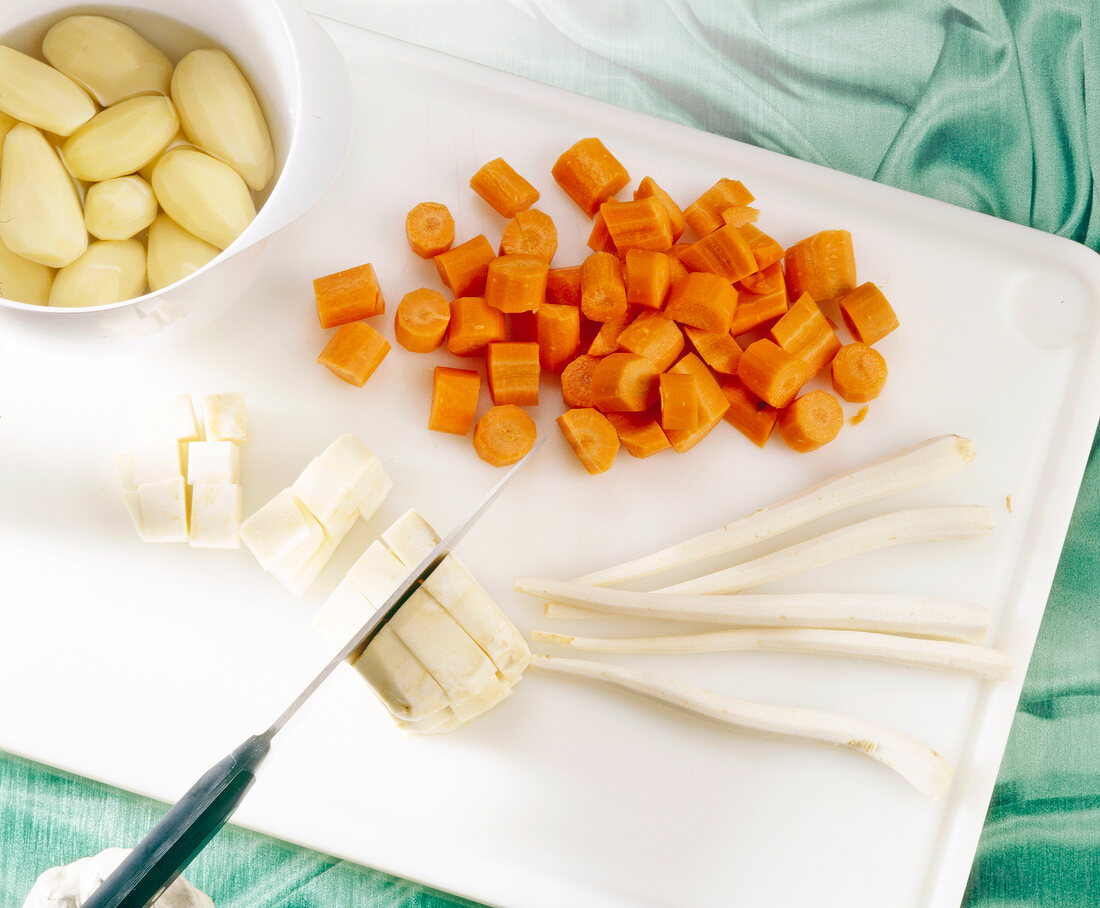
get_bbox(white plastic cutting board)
[3,17,1100,908]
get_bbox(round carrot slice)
[473,404,537,467]
[777,389,843,453]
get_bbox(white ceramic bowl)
[0,0,352,349]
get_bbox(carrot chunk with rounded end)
[599,196,673,252]
[684,179,755,237]
[659,371,698,431]
[557,407,619,474]
[552,137,630,217]
[313,262,385,329]
[665,272,738,334]
[405,202,454,259]
[486,341,540,406]
[587,313,632,355]
[317,322,390,387]
[769,292,841,376]
[720,377,778,448]
[586,210,618,254]
[777,389,843,452]
[394,287,450,353]
[739,223,785,271]
[617,310,685,372]
[474,404,537,466]
[561,354,602,408]
[634,176,687,241]
[435,235,496,297]
[580,251,627,323]
[737,259,785,296]
[624,249,672,310]
[681,224,758,284]
[663,353,730,453]
[730,277,788,337]
[500,208,558,263]
[470,157,540,218]
[606,410,671,458]
[485,253,549,313]
[546,266,582,307]
[785,229,856,303]
[838,281,899,345]
[537,303,581,372]
[447,295,505,356]
[590,352,660,412]
[684,325,743,375]
[831,342,887,403]
[737,338,811,409]
[429,366,480,435]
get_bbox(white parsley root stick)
[530,655,954,798]
[516,579,990,642]
[531,627,1012,680]
[574,434,976,588]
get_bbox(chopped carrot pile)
[312,136,902,470]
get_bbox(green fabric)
[4,0,1099,905]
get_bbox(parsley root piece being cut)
[473,404,536,466]
[405,201,454,258]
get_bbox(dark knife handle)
[82,732,272,908]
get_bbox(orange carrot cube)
[486,341,540,406]
[537,303,582,372]
[429,366,481,435]
[663,353,730,453]
[485,253,549,313]
[447,295,506,356]
[552,137,630,217]
[317,322,390,387]
[435,235,496,297]
[470,158,540,218]
[606,410,671,458]
[313,262,385,329]
[617,310,685,372]
[634,176,687,242]
[664,272,738,334]
[680,223,758,284]
[684,179,755,237]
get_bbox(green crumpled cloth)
[4,1,1098,905]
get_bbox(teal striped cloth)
[5,1,1099,905]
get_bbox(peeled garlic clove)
[146,212,220,291]
[62,94,179,182]
[0,123,87,268]
[171,48,274,192]
[0,45,96,137]
[48,239,146,307]
[0,234,54,305]
[41,15,173,107]
[84,175,157,240]
[151,147,256,250]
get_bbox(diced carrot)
[587,313,632,356]
[428,366,480,435]
[435,235,496,297]
[838,281,899,345]
[394,287,451,353]
[730,283,788,337]
[777,389,843,453]
[447,295,506,356]
[769,292,841,375]
[666,246,691,284]
[681,223,758,283]
[831,342,887,403]
[500,208,558,263]
[469,157,540,218]
[605,410,670,458]
[659,371,698,431]
[737,338,811,409]
[590,352,660,412]
[737,259,785,296]
[485,253,549,313]
[683,325,743,375]
[720,206,759,228]
[634,176,687,241]
[546,266,582,307]
[507,311,538,343]
[663,353,730,453]
[599,196,673,253]
[664,272,738,334]
[684,179,755,237]
[486,341,540,406]
[586,210,618,255]
[561,354,602,408]
[474,404,537,466]
[552,137,630,217]
[317,322,390,387]
[624,249,672,310]
[739,223,785,271]
[537,303,582,372]
[313,262,385,329]
[719,377,778,448]
[557,407,619,474]
[785,229,856,303]
[616,310,685,372]
[405,202,455,259]
[580,251,628,323]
